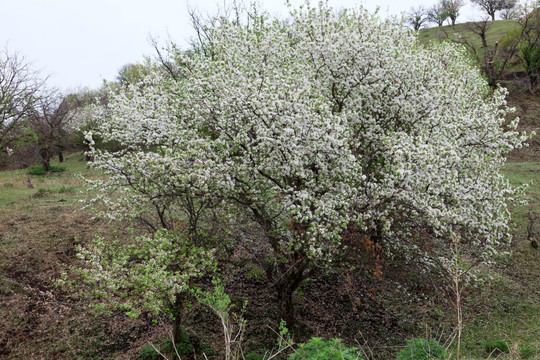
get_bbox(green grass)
[504,162,540,240]
[0,152,96,211]
[418,20,519,50]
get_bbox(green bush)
[396,338,448,360]
[28,165,66,175]
[289,337,362,360]
[483,339,509,356]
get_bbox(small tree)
[515,4,540,93]
[0,48,44,164]
[500,3,522,19]
[472,0,519,21]
[407,6,428,30]
[428,3,448,26]
[28,90,80,170]
[84,4,528,328]
[451,18,518,87]
[69,228,215,345]
[443,0,465,25]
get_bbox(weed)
[289,338,363,360]
[484,339,510,356]
[396,338,448,360]
[28,165,66,175]
[519,343,537,359]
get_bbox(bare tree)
[456,19,518,87]
[28,89,80,170]
[407,6,428,30]
[515,4,540,93]
[472,0,518,21]
[0,48,45,162]
[428,3,448,26]
[500,3,522,19]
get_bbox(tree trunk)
[271,256,308,329]
[172,293,184,345]
[83,139,93,161]
[58,151,64,163]
[277,286,296,328]
[40,146,51,171]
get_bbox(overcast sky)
[1,0,484,92]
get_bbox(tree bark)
[172,292,185,345]
[272,256,308,329]
[40,145,51,171]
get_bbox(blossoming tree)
[80,3,527,327]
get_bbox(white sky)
[0,0,484,91]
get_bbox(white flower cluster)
[86,4,527,264]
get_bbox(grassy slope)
[418,20,518,50]
[0,154,154,359]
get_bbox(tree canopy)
[80,3,528,328]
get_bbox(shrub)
[289,337,362,360]
[484,339,509,356]
[396,338,448,360]
[28,165,66,175]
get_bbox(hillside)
[418,20,518,50]
[0,19,539,360]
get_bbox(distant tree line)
[407,0,519,30]
[0,48,130,170]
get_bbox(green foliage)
[395,338,448,360]
[139,345,160,360]
[245,352,265,360]
[519,343,537,359]
[289,338,362,360]
[72,228,215,320]
[28,165,66,175]
[162,335,193,356]
[483,339,510,355]
[137,334,194,359]
[32,185,74,198]
[194,279,233,315]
